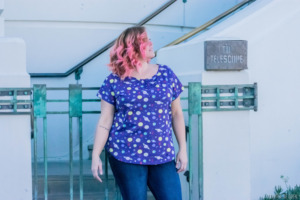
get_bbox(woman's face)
[145,37,155,60]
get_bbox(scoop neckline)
[129,64,160,81]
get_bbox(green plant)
[259,176,300,200]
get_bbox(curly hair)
[108,26,151,79]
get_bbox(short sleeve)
[96,74,116,106]
[168,67,184,101]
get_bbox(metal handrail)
[29,0,255,79]
[29,0,177,78]
[161,0,256,49]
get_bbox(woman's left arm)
[171,96,188,173]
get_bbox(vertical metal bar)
[198,115,203,200]
[188,114,193,200]
[13,89,17,113]
[33,84,46,200]
[216,87,220,110]
[43,117,48,200]
[254,83,258,111]
[234,86,238,108]
[79,117,83,200]
[105,150,109,200]
[69,84,83,200]
[188,82,202,200]
[69,117,73,200]
[34,117,38,200]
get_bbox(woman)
[91,26,187,200]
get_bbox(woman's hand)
[91,154,103,182]
[176,149,188,173]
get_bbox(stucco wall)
[0,0,4,36]
[0,37,32,200]
[157,0,300,199]
[2,0,242,165]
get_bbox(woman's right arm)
[91,100,115,182]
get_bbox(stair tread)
[32,161,155,199]
[32,160,113,176]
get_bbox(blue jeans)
[108,153,182,200]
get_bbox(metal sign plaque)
[204,40,247,70]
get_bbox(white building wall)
[0,0,4,36]
[0,18,3,36]
[3,0,243,75]
[157,0,300,199]
[2,0,242,164]
[0,2,32,198]
[157,40,252,200]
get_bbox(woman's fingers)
[177,161,187,173]
[93,172,102,182]
[98,162,103,175]
[176,151,188,173]
[92,165,103,182]
[176,158,180,169]
[91,158,103,183]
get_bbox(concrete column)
[0,37,32,200]
[201,64,251,200]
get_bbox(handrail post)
[188,82,203,200]
[69,84,83,200]
[33,84,47,200]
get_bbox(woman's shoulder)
[157,64,175,75]
[104,73,120,81]
[157,64,170,71]
[100,73,121,88]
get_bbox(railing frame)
[0,82,257,199]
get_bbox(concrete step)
[33,160,112,176]
[35,191,155,200]
[34,175,116,195]
[35,192,115,200]
[33,175,155,199]
[32,161,155,199]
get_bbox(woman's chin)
[148,53,155,59]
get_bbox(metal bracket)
[0,88,32,114]
[188,82,202,115]
[201,83,257,111]
[33,85,47,117]
[75,67,83,81]
[69,84,82,117]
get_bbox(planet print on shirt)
[97,64,184,165]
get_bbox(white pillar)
[201,69,251,200]
[0,37,32,200]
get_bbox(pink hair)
[108,26,151,79]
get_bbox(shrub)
[260,176,300,200]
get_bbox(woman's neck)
[138,62,149,74]
[131,62,158,80]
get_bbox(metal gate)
[0,82,257,200]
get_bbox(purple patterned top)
[97,64,184,165]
